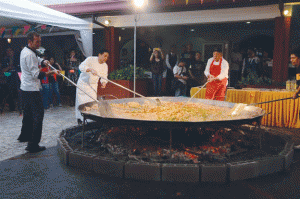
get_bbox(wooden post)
[105,27,120,74]
[272,16,291,83]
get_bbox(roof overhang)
[93,4,281,28]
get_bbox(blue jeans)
[41,84,51,109]
[152,73,163,96]
[50,81,61,105]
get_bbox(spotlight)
[284,10,289,16]
[7,38,11,43]
[134,0,145,8]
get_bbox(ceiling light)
[284,10,289,16]
[104,20,110,25]
[134,0,145,8]
[122,28,126,30]
[191,29,195,32]
[7,38,11,43]
[246,21,251,24]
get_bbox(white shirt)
[78,56,108,86]
[165,53,178,70]
[204,57,229,81]
[173,65,187,84]
[20,47,44,91]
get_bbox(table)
[190,87,300,128]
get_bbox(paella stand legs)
[255,119,262,150]
[169,129,172,163]
[82,114,86,148]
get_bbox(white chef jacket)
[20,47,44,91]
[204,57,229,81]
[75,56,108,120]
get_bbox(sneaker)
[294,145,300,149]
[25,145,46,153]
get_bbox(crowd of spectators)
[0,46,83,114]
[0,43,277,113]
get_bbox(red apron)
[205,58,228,101]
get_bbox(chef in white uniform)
[75,49,109,124]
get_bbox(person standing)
[65,50,81,106]
[48,56,62,107]
[75,49,109,124]
[188,52,206,88]
[241,48,261,78]
[181,43,195,68]
[165,45,178,96]
[173,59,188,97]
[1,47,20,112]
[150,48,164,96]
[17,31,56,153]
[230,48,243,87]
[0,63,8,114]
[291,48,300,99]
[290,47,300,149]
[40,59,51,109]
[204,48,229,101]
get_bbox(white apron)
[75,57,108,121]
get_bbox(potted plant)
[98,65,151,99]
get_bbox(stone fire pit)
[57,122,294,183]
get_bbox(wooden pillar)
[272,16,291,83]
[105,27,120,74]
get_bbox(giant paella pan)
[78,97,265,128]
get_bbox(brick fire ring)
[57,124,294,183]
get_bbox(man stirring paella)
[204,48,229,101]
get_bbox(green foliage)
[108,65,149,80]
[238,70,272,86]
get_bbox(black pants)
[18,91,44,145]
[165,68,174,96]
[6,73,20,111]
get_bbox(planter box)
[97,79,151,99]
